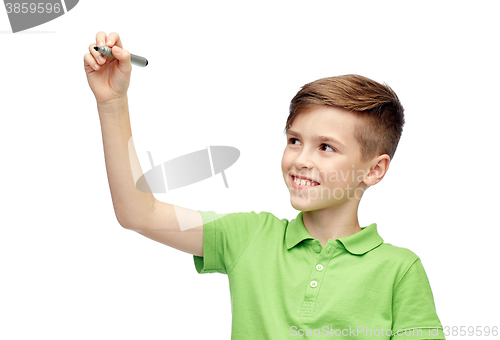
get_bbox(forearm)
[97,97,155,229]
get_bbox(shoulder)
[198,210,288,233]
[369,242,422,277]
[248,211,291,238]
[255,211,290,226]
[375,242,420,262]
[362,243,434,292]
[214,210,290,228]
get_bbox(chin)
[290,198,319,212]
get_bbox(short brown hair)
[284,75,405,163]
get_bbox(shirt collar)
[286,211,383,255]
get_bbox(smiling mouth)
[291,175,320,187]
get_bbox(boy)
[84,32,445,339]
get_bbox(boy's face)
[281,106,374,211]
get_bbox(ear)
[363,154,391,186]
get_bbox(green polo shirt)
[193,211,445,339]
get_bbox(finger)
[96,31,107,47]
[105,32,123,48]
[89,43,107,65]
[84,53,101,71]
[110,45,132,74]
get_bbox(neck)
[302,198,362,247]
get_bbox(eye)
[288,138,336,152]
[320,143,336,152]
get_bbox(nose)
[293,149,314,170]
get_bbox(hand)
[84,31,132,105]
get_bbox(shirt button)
[310,280,318,288]
[316,264,323,271]
[314,245,321,253]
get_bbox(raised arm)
[84,31,203,256]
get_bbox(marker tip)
[93,46,98,51]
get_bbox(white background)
[1,1,499,339]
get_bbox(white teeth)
[294,177,318,186]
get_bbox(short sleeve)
[193,210,261,275]
[391,258,446,339]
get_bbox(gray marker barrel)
[94,46,148,67]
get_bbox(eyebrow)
[286,130,347,149]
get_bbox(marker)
[135,146,240,193]
[93,46,148,67]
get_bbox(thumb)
[112,45,132,73]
